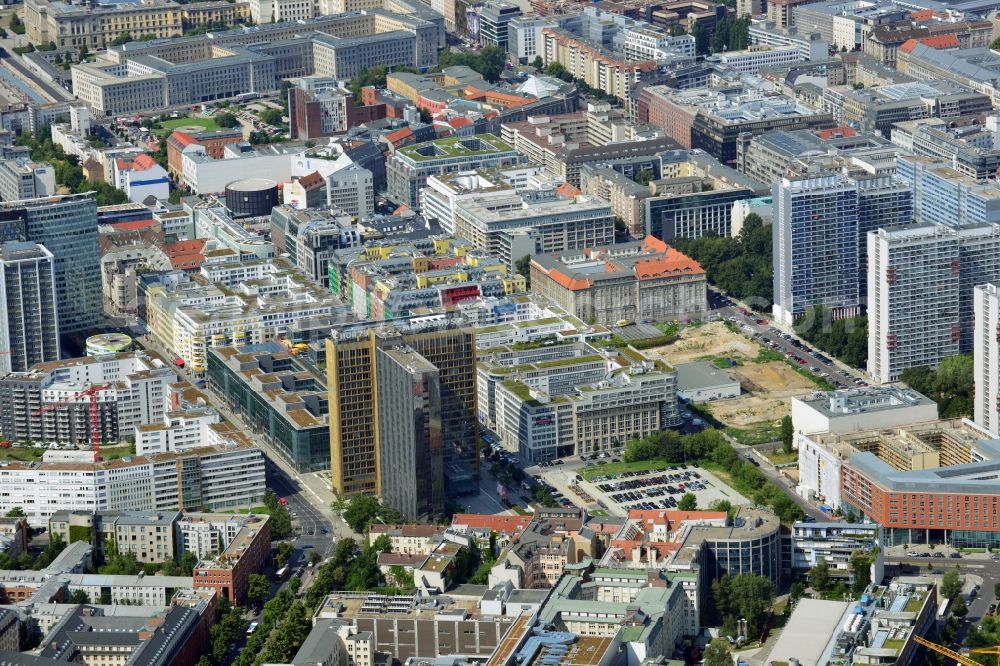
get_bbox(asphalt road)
[707,289,865,389]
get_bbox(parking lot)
[536,461,750,517]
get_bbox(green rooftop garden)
[399,134,514,161]
[905,593,925,613]
[534,354,604,369]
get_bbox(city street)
[130,330,355,552]
[706,289,865,389]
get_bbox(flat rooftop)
[764,598,852,666]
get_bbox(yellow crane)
[914,635,1000,666]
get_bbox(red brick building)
[166,129,243,180]
[193,514,271,604]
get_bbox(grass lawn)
[155,116,224,136]
[100,443,136,461]
[589,509,609,517]
[883,639,905,654]
[250,506,270,515]
[0,447,45,462]
[580,458,673,481]
[726,424,782,446]
[765,450,798,465]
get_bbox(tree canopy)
[671,214,772,311]
[712,573,774,638]
[899,355,973,418]
[796,306,867,369]
[439,46,507,82]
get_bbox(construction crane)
[914,635,1000,666]
[34,383,112,461]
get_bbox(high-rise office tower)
[856,176,914,304]
[773,175,860,326]
[774,174,914,324]
[868,224,960,384]
[0,242,59,374]
[326,322,477,517]
[376,345,444,519]
[0,195,102,334]
[974,283,1000,437]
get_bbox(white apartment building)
[975,283,1000,436]
[868,223,1000,384]
[706,46,803,75]
[420,171,518,234]
[622,28,695,61]
[453,192,615,266]
[508,15,556,62]
[0,445,265,525]
[67,574,195,606]
[868,224,960,384]
[176,512,259,558]
[0,352,174,447]
[326,162,374,218]
[748,22,830,59]
[135,408,250,455]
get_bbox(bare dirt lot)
[733,361,815,398]
[645,321,761,365]
[709,363,815,428]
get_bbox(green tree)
[215,112,239,128]
[712,573,774,638]
[308,550,322,566]
[691,21,709,55]
[247,573,270,606]
[634,168,653,186]
[342,496,382,532]
[780,415,794,455]
[544,61,570,80]
[951,595,968,618]
[678,492,698,511]
[5,507,25,518]
[789,580,806,602]
[672,213,772,311]
[531,55,543,69]
[850,550,874,593]
[438,45,507,82]
[9,14,25,34]
[708,499,733,515]
[259,108,283,126]
[289,575,302,594]
[809,558,830,592]
[940,569,963,600]
[703,638,733,666]
[262,490,293,539]
[515,255,532,289]
[670,24,687,36]
[992,36,1000,50]
[900,355,973,418]
[69,589,91,604]
[994,581,1000,599]
[347,65,389,102]
[274,541,294,568]
[112,31,133,46]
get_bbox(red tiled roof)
[556,183,582,198]
[918,33,959,49]
[168,131,198,148]
[815,126,856,140]
[449,116,473,129]
[451,513,531,535]
[131,154,159,171]
[297,171,324,190]
[110,219,156,231]
[385,127,414,146]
